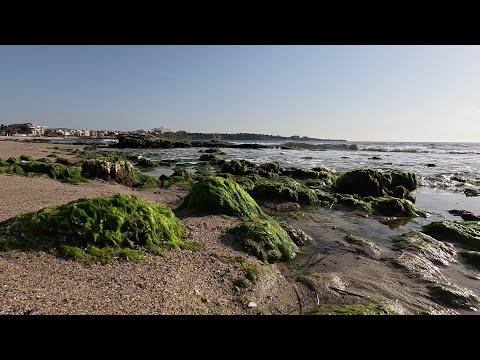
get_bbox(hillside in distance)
[158,131,346,142]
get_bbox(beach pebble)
[247,302,257,308]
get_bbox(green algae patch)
[56,157,76,166]
[427,281,479,310]
[0,160,84,184]
[423,221,480,251]
[459,250,480,270]
[0,194,190,262]
[227,219,299,263]
[180,176,265,219]
[310,300,397,315]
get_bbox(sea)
[93,140,480,217]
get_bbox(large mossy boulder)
[422,221,480,251]
[180,176,265,219]
[228,219,299,263]
[335,169,418,198]
[0,194,189,261]
[81,159,135,187]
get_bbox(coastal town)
[0,122,172,138]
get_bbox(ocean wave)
[282,142,360,150]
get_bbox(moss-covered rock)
[19,154,33,161]
[335,168,418,197]
[0,160,83,183]
[372,197,424,218]
[0,194,190,261]
[56,157,76,166]
[249,182,299,203]
[334,193,373,213]
[280,222,312,246]
[427,281,479,310]
[282,168,336,184]
[310,300,397,315]
[228,219,299,263]
[423,221,480,251]
[221,159,255,175]
[136,157,159,168]
[391,231,456,266]
[180,176,265,219]
[200,148,226,155]
[199,154,224,163]
[81,159,135,187]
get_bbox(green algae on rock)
[372,197,425,218]
[136,157,159,168]
[280,222,312,246]
[19,154,34,161]
[422,221,480,251]
[0,194,189,261]
[335,168,418,197]
[180,176,265,219]
[0,158,84,184]
[228,218,299,263]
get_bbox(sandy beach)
[0,141,297,314]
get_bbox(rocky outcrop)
[81,159,135,187]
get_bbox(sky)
[0,45,479,142]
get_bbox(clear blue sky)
[1,45,479,142]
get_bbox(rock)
[280,223,312,246]
[335,168,418,198]
[344,234,381,259]
[81,159,135,187]
[248,302,257,308]
[369,156,382,160]
[262,202,300,212]
[459,250,480,270]
[426,163,436,167]
[136,157,159,168]
[464,188,479,197]
[461,211,480,221]
[372,197,425,218]
[427,281,479,310]
[423,220,480,251]
[391,231,457,266]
